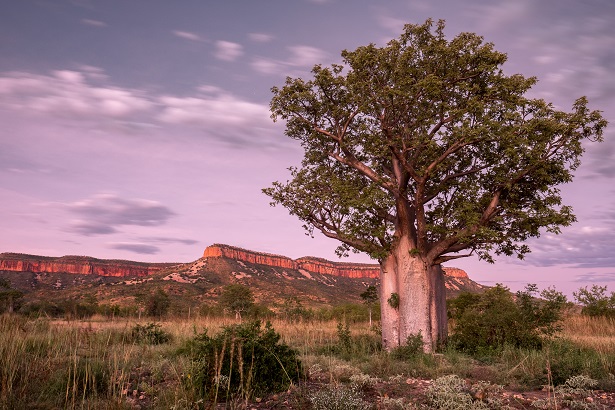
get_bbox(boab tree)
[264,20,606,352]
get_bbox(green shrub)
[391,332,424,361]
[184,320,302,402]
[449,284,567,354]
[545,340,609,386]
[574,285,615,318]
[130,322,171,345]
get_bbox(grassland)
[1,313,615,409]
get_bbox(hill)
[0,244,487,312]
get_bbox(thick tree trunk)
[379,238,447,352]
[379,253,400,350]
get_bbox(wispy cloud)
[214,40,243,61]
[81,19,107,27]
[65,194,176,236]
[251,45,328,75]
[574,272,615,283]
[108,242,160,255]
[249,33,274,43]
[158,87,272,141]
[0,70,151,119]
[172,30,202,41]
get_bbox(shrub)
[574,285,615,318]
[310,385,372,410]
[130,322,171,345]
[391,332,424,360]
[449,284,568,354]
[184,320,302,402]
[426,375,505,409]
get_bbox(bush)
[448,284,568,354]
[310,385,372,410]
[426,375,505,409]
[183,320,302,402]
[130,322,171,345]
[574,285,615,318]
[391,332,424,361]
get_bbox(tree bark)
[379,253,400,350]
[379,237,447,352]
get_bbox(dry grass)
[559,314,615,354]
[2,313,615,408]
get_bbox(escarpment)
[202,244,469,280]
[0,253,173,277]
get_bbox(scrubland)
[1,312,615,409]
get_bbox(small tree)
[219,284,254,321]
[360,285,378,327]
[574,285,615,318]
[449,284,568,353]
[0,279,24,314]
[146,288,171,318]
[265,19,606,351]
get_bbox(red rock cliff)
[202,244,468,279]
[0,253,172,277]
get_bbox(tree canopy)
[264,19,606,351]
[265,19,606,267]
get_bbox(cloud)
[574,272,615,283]
[249,33,273,43]
[0,68,283,147]
[251,45,328,75]
[0,70,152,120]
[519,221,615,269]
[144,237,199,245]
[108,242,161,255]
[173,30,202,41]
[158,89,272,140]
[66,194,176,236]
[215,41,243,61]
[81,19,107,27]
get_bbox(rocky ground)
[228,376,615,409]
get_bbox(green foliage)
[0,279,23,314]
[265,18,606,266]
[545,340,609,386]
[130,322,171,345]
[360,286,378,305]
[316,303,374,323]
[309,385,372,410]
[574,285,615,318]
[145,288,171,318]
[281,296,312,322]
[387,293,400,309]
[449,284,568,353]
[337,321,352,352]
[391,332,424,360]
[218,284,254,320]
[183,320,302,402]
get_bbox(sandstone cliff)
[0,253,173,277]
[202,244,469,280]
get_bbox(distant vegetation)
[1,283,615,408]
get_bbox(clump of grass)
[182,320,302,403]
